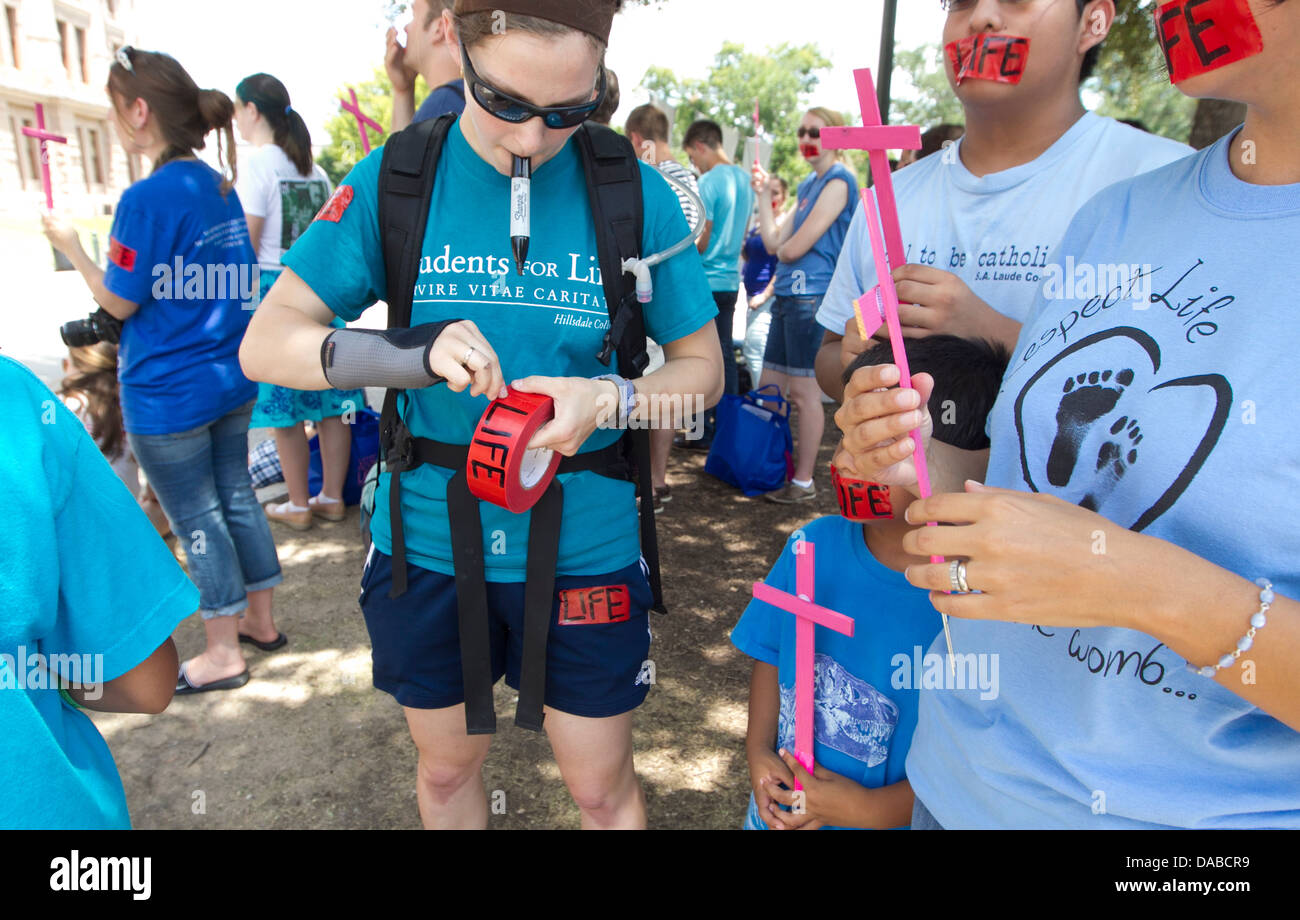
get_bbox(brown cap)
[454,0,618,45]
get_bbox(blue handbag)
[705,384,794,497]
[307,407,381,506]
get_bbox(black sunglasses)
[460,44,606,129]
[797,126,821,139]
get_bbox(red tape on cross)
[467,388,563,513]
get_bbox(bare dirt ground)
[91,408,842,830]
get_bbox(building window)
[56,19,70,79]
[81,125,105,188]
[18,116,41,188]
[75,25,87,82]
[4,6,19,69]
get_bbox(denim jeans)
[128,401,282,619]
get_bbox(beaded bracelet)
[1186,578,1273,679]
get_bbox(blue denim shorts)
[763,295,826,376]
[127,402,282,619]
[358,548,655,718]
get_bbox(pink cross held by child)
[340,87,383,155]
[751,540,853,790]
[22,103,69,212]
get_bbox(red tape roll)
[945,34,1030,86]
[467,389,563,513]
[830,465,894,522]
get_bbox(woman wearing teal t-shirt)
[241,1,721,829]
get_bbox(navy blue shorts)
[358,548,654,718]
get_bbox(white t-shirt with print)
[817,113,1192,335]
[236,144,332,271]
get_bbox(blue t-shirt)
[731,516,943,829]
[817,113,1190,336]
[284,120,716,581]
[104,160,259,435]
[742,227,777,295]
[698,163,755,292]
[0,356,199,829]
[906,129,1300,829]
[412,79,466,123]
[774,162,858,297]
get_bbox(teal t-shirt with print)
[284,121,716,580]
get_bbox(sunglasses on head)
[460,44,606,129]
[797,126,821,139]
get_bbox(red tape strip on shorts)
[558,585,631,625]
[831,465,894,521]
[1154,0,1264,84]
[945,34,1031,86]
[466,388,563,514]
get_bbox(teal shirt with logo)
[285,121,716,580]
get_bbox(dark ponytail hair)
[108,47,237,192]
[235,73,313,176]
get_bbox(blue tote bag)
[705,385,794,496]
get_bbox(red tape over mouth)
[945,34,1031,85]
[830,465,894,521]
[1154,0,1264,84]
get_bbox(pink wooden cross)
[340,87,383,155]
[819,69,920,278]
[855,187,957,669]
[752,540,854,790]
[21,104,69,212]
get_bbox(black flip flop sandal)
[175,664,250,695]
[238,632,288,652]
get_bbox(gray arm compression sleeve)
[320,321,459,390]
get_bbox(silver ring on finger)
[956,561,972,594]
[948,559,963,594]
[462,346,476,367]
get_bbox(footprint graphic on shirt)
[1081,416,1143,512]
[1012,327,1232,532]
[1047,369,1134,488]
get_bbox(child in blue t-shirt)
[733,334,1009,829]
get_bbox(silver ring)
[956,561,972,594]
[948,559,962,594]
[462,346,476,366]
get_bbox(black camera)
[61,308,123,348]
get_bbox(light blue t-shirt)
[731,516,943,829]
[284,121,716,581]
[774,162,859,298]
[817,113,1191,336]
[906,130,1300,829]
[104,160,259,435]
[698,163,755,292]
[0,356,199,829]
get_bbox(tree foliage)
[1086,0,1195,141]
[641,41,832,188]
[318,68,398,186]
[890,45,964,130]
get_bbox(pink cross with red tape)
[751,540,854,790]
[21,103,69,211]
[340,87,383,155]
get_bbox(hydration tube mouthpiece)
[511,156,531,276]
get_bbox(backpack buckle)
[384,423,416,473]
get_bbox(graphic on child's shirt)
[279,179,331,250]
[777,654,899,768]
[1012,327,1231,531]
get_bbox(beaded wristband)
[1186,578,1273,679]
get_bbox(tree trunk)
[1188,98,1247,149]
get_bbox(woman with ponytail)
[43,47,284,695]
[235,73,362,530]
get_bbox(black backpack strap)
[377,113,455,598]
[574,123,666,615]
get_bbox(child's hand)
[747,745,795,831]
[764,748,871,830]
